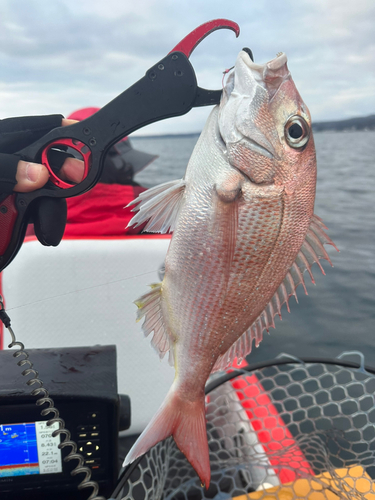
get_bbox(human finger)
[62,118,78,127]
[13,160,50,192]
[58,157,85,184]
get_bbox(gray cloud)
[0,0,374,134]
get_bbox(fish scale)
[124,48,338,488]
[222,196,284,339]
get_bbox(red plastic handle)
[169,19,240,58]
[41,138,92,189]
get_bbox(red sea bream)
[124,49,338,487]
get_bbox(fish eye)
[285,115,310,149]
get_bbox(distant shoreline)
[312,114,375,132]
[133,132,200,140]
[133,114,375,139]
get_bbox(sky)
[0,0,374,135]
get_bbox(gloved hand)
[0,115,83,246]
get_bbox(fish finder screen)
[0,421,62,477]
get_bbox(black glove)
[0,114,70,246]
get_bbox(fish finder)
[0,345,128,500]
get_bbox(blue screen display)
[0,423,39,476]
[0,422,62,477]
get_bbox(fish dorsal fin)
[134,283,175,366]
[127,179,186,233]
[211,214,338,373]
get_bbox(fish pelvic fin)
[134,283,174,366]
[127,178,186,233]
[123,386,211,488]
[212,214,338,372]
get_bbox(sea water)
[133,131,375,367]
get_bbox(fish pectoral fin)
[211,171,243,274]
[211,193,239,272]
[134,283,175,366]
[127,178,186,233]
[211,214,338,373]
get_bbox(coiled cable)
[0,295,106,500]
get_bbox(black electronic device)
[0,344,126,500]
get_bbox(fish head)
[218,49,316,191]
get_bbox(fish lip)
[239,50,289,98]
[240,50,288,77]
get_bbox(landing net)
[119,356,375,499]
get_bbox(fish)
[123,48,338,487]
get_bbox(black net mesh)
[119,359,375,499]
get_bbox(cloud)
[0,0,374,134]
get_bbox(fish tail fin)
[123,387,210,487]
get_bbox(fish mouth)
[239,49,290,99]
[240,49,288,73]
[218,49,289,170]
